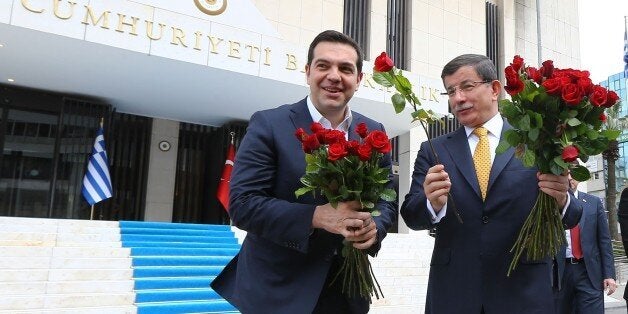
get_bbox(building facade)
[587,71,628,204]
[0,0,584,311]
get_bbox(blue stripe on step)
[133,266,225,278]
[134,276,215,290]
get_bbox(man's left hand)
[345,216,377,250]
[604,278,617,295]
[537,172,569,208]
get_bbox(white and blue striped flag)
[82,126,112,205]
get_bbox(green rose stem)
[331,240,384,299]
[389,74,464,224]
[507,190,565,276]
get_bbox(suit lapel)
[443,128,481,198]
[348,113,362,141]
[578,193,588,227]
[488,120,515,194]
[289,98,314,131]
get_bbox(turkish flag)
[216,143,235,212]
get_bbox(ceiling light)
[7,79,14,82]
[0,44,4,47]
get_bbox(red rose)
[302,134,320,153]
[315,129,328,143]
[561,145,579,163]
[561,83,582,106]
[346,140,360,155]
[310,122,324,133]
[356,122,368,138]
[542,78,562,95]
[588,85,608,107]
[511,55,524,72]
[365,130,391,154]
[374,52,394,72]
[357,143,372,161]
[599,113,607,122]
[540,60,554,78]
[604,90,619,108]
[327,142,348,161]
[576,77,593,95]
[295,128,307,142]
[505,79,524,96]
[324,130,346,145]
[526,67,542,84]
[504,66,524,96]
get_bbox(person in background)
[210,30,397,314]
[617,187,628,307]
[555,174,616,313]
[400,54,582,313]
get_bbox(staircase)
[120,221,240,314]
[0,216,136,313]
[0,217,241,314]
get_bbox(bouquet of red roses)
[499,55,621,275]
[294,122,396,299]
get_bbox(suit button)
[482,216,488,224]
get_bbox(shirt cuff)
[427,200,447,223]
[561,193,571,217]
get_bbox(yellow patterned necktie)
[473,127,491,200]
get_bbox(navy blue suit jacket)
[557,191,615,290]
[210,98,397,313]
[400,119,582,314]
[618,188,628,300]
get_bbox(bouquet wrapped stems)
[507,190,566,276]
[331,241,383,299]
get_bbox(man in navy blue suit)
[400,54,583,313]
[619,187,628,307]
[555,175,616,313]
[210,30,397,313]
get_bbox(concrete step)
[0,293,136,310]
[48,269,133,281]
[0,269,49,282]
[0,280,134,295]
[50,257,132,269]
[0,246,129,258]
[0,305,137,314]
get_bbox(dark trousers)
[312,256,369,314]
[556,262,604,314]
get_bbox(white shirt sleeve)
[427,200,447,223]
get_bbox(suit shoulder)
[252,100,306,120]
[351,111,383,127]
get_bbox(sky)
[577,0,628,83]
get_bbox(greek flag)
[81,126,112,205]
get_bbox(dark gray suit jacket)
[401,118,582,314]
[210,98,397,313]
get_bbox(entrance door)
[0,109,57,217]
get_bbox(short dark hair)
[441,54,497,82]
[307,30,363,73]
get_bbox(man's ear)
[490,80,502,100]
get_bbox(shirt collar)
[464,113,503,138]
[306,95,352,133]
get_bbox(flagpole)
[88,117,105,221]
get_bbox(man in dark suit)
[617,187,628,306]
[210,30,397,314]
[555,175,616,313]
[400,54,583,314]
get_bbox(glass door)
[0,109,58,217]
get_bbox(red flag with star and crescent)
[216,141,235,212]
